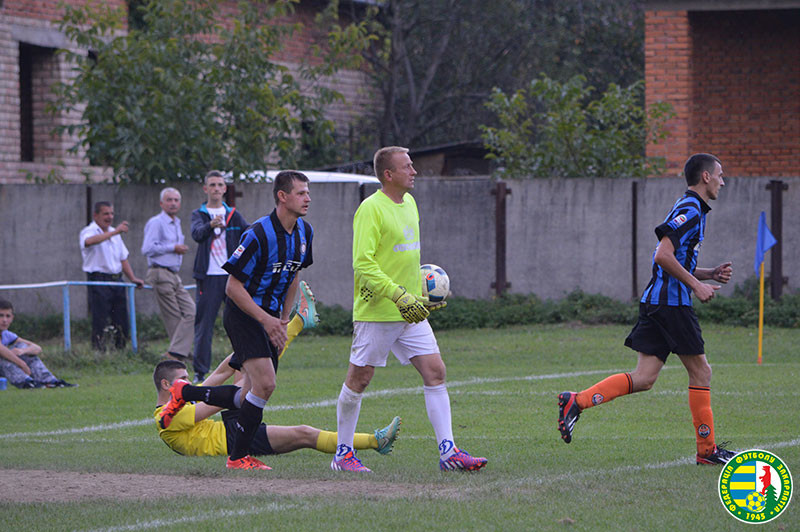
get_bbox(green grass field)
[1,324,798,531]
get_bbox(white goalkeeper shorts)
[350,320,440,367]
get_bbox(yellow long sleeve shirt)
[352,190,422,322]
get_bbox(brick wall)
[0,0,376,184]
[646,8,800,177]
[644,10,691,176]
[690,10,800,177]
[0,1,126,183]
[2,0,105,20]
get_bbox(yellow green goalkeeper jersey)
[153,403,227,456]
[352,190,422,321]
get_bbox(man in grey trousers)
[142,187,195,361]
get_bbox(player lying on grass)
[154,357,401,460]
[154,285,399,462]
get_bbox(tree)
[480,75,674,178]
[51,0,369,183]
[333,0,645,151]
[764,483,779,514]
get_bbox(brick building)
[644,1,800,177]
[0,0,375,183]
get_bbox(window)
[18,42,57,162]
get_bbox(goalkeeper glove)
[420,296,447,311]
[392,286,430,323]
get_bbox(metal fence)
[0,280,195,353]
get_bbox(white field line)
[0,367,628,441]
[79,438,800,532]
[0,363,786,442]
[84,503,298,532]
[480,437,800,491]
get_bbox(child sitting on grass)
[0,299,75,388]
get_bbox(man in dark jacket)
[190,171,248,382]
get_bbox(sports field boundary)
[0,363,788,442]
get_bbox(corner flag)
[754,211,777,365]
[754,211,777,275]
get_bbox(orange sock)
[576,373,632,410]
[689,386,715,457]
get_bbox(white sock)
[245,390,267,409]
[335,383,362,459]
[424,384,456,459]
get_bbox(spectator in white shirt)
[79,201,144,350]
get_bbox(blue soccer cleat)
[293,281,319,329]
[374,416,402,455]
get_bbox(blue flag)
[754,211,777,275]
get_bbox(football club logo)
[439,439,454,456]
[335,443,351,459]
[718,449,793,524]
[671,214,687,226]
[591,393,604,405]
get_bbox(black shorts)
[221,410,275,456]
[223,300,279,372]
[624,303,704,362]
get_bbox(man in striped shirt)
[162,171,313,471]
[558,153,737,465]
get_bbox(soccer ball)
[745,491,765,512]
[420,264,450,303]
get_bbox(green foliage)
[51,0,369,183]
[306,303,355,336]
[335,0,645,150]
[428,291,639,331]
[481,75,674,178]
[15,287,799,358]
[11,312,167,342]
[696,279,800,328]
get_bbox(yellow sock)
[278,315,304,360]
[354,432,377,450]
[316,430,337,453]
[315,430,378,453]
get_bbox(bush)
[10,312,168,342]
[306,303,354,336]
[10,289,799,349]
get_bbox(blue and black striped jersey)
[223,210,313,315]
[640,190,710,307]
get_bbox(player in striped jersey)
[558,153,736,465]
[215,170,313,470]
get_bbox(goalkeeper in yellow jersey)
[331,146,487,473]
